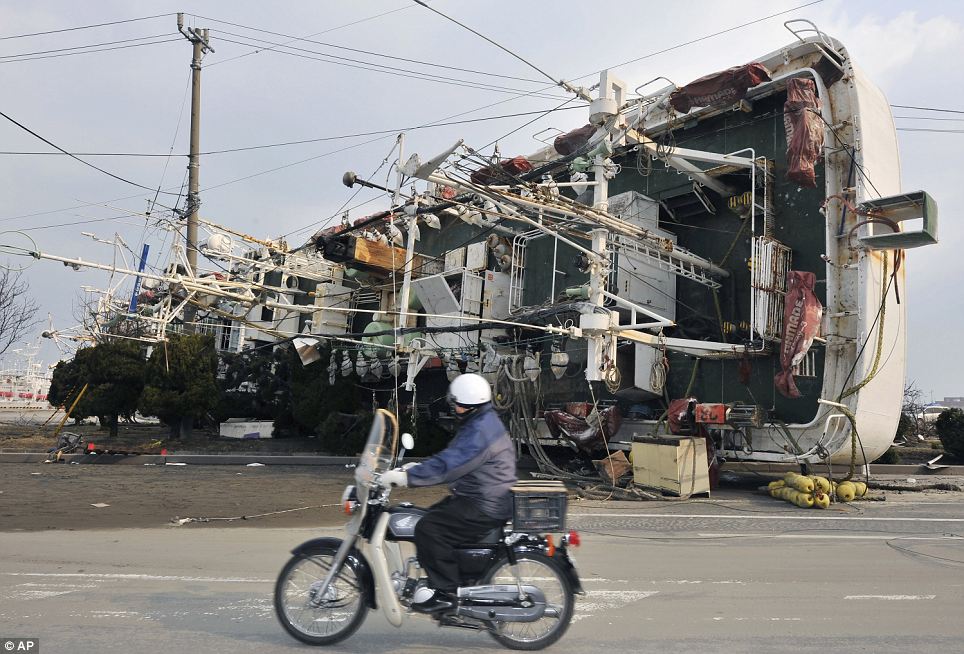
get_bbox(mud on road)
[0,463,447,531]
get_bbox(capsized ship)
[308,22,937,473]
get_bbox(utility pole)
[177,14,213,333]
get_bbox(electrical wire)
[0,109,179,195]
[0,13,175,41]
[0,105,587,157]
[201,5,416,68]
[0,32,175,60]
[890,103,964,115]
[0,37,181,64]
[193,15,546,85]
[213,33,569,99]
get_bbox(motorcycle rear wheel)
[482,552,575,651]
[274,548,369,645]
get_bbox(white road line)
[573,513,964,522]
[697,533,964,540]
[574,590,658,622]
[844,595,936,600]
[3,572,272,583]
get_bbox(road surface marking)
[698,533,963,540]
[844,594,936,600]
[574,590,658,622]
[3,572,271,583]
[573,513,964,523]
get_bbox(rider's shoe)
[411,590,456,614]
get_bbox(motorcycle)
[274,409,583,650]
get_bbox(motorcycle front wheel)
[274,547,369,645]
[482,551,575,651]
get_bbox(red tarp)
[783,77,824,187]
[470,155,533,186]
[543,405,622,456]
[553,124,595,156]
[669,63,771,113]
[774,270,824,399]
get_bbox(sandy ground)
[0,463,448,531]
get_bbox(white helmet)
[448,372,492,407]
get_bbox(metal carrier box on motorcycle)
[511,480,568,532]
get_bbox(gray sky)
[1,0,961,402]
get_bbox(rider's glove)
[380,468,408,487]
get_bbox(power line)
[193,14,545,85]
[411,0,585,99]
[1,38,181,64]
[890,104,964,115]
[0,109,178,195]
[212,34,568,100]
[893,116,964,122]
[568,0,825,83]
[0,106,586,157]
[0,13,175,41]
[896,128,964,134]
[0,32,174,60]
[202,5,415,68]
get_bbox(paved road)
[2,492,964,653]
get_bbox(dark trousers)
[413,495,505,593]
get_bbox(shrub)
[936,408,964,462]
[876,447,901,465]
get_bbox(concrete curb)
[1,453,962,476]
[0,453,357,466]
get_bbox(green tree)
[48,341,146,436]
[140,334,218,438]
[936,408,964,462]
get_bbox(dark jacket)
[406,403,516,519]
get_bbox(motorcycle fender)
[291,537,377,609]
[513,543,585,596]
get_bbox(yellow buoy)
[813,492,831,509]
[768,480,786,490]
[810,476,831,494]
[837,481,856,502]
[785,474,815,493]
[854,481,868,497]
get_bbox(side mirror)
[397,432,415,465]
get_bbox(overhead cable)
[212,34,567,100]
[193,14,545,85]
[0,37,181,64]
[0,106,585,158]
[411,0,590,100]
[0,109,179,195]
[0,13,175,41]
[0,32,175,60]
[890,104,964,115]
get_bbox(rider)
[380,372,517,613]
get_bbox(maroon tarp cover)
[783,77,824,187]
[553,124,595,156]
[774,270,824,399]
[669,62,771,113]
[543,405,622,455]
[470,155,533,186]
[667,397,697,435]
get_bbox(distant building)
[942,397,964,409]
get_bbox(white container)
[220,420,274,439]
